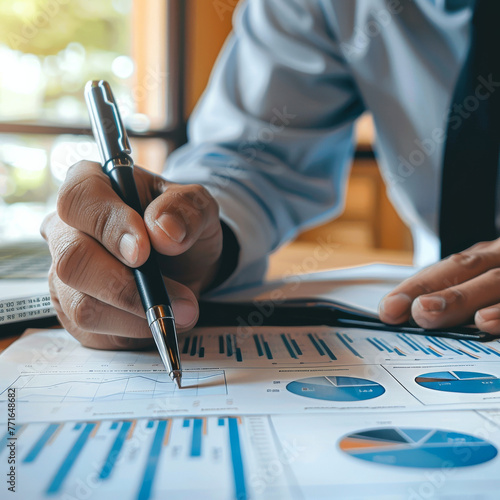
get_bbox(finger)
[53,273,198,339]
[409,268,500,329]
[475,305,500,335]
[379,242,500,324]
[144,183,221,257]
[43,214,199,327]
[55,160,151,267]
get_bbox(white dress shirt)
[166,0,478,290]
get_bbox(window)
[0,0,185,239]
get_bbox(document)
[3,323,500,499]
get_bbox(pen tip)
[173,373,182,389]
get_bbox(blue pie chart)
[340,427,498,468]
[415,371,500,394]
[286,376,385,401]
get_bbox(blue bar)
[183,419,190,428]
[344,334,354,343]
[307,333,324,355]
[99,421,132,480]
[218,418,225,426]
[427,347,442,357]
[24,424,59,463]
[426,336,462,355]
[280,334,297,359]
[290,338,303,355]
[367,338,384,351]
[228,418,247,500]
[318,339,337,360]
[397,334,418,351]
[465,340,490,354]
[137,420,167,500]
[74,423,82,431]
[182,337,190,354]
[236,347,243,362]
[226,335,233,357]
[253,334,264,356]
[219,336,224,354]
[199,347,205,358]
[457,340,480,352]
[486,347,500,357]
[394,347,406,356]
[146,421,154,429]
[374,338,393,353]
[262,339,273,360]
[190,419,203,457]
[336,333,362,358]
[47,423,95,495]
[190,336,198,356]
[110,422,119,430]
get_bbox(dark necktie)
[439,0,500,258]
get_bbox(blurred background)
[0,0,412,270]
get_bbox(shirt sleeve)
[165,0,365,291]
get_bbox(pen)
[84,80,182,388]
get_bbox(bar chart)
[4,416,277,500]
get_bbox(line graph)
[1,370,227,403]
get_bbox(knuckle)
[485,267,500,282]
[54,240,91,286]
[447,251,486,269]
[442,287,467,306]
[71,293,101,331]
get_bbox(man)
[42,0,500,349]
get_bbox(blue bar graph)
[146,421,154,429]
[46,423,95,495]
[374,338,393,352]
[226,335,233,357]
[290,337,303,355]
[218,418,225,426]
[253,334,264,356]
[228,418,247,500]
[99,421,132,480]
[318,339,337,360]
[110,422,119,430]
[183,419,190,428]
[281,334,297,359]
[190,336,198,356]
[336,333,362,358]
[23,423,59,463]
[219,335,224,354]
[191,419,203,457]
[367,338,383,351]
[262,336,273,360]
[236,347,243,362]
[307,333,325,355]
[137,420,167,500]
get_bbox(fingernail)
[119,233,139,265]
[156,214,186,243]
[172,298,197,327]
[416,295,447,312]
[476,307,500,322]
[379,293,412,321]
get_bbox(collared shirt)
[166,0,478,290]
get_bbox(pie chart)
[415,371,500,394]
[339,427,498,468]
[286,376,385,401]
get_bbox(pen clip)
[84,80,132,166]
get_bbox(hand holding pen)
[40,81,225,374]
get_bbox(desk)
[0,244,412,353]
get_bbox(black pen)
[84,80,182,388]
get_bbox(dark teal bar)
[137,420,167,500]
[24,424,59,463]
[99,421,132,480]
[228,418,247,500]
[46,423,95,495]
[190,419,203,457]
